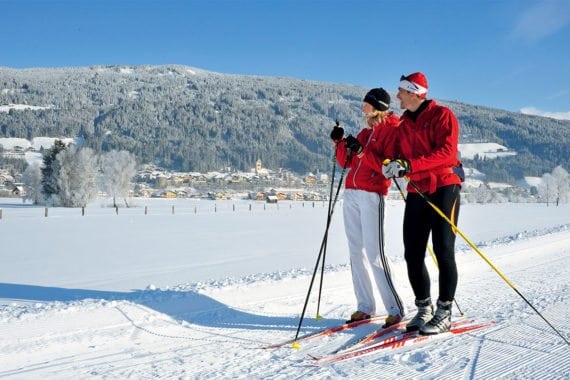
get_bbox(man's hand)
[382,159,411,178]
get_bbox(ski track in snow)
[1,211,569,378]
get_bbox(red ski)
[310,320,495,364]
[328,319,410,354]
[261,315,386,349]
[331,317,472,355]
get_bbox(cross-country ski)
[261,315,386,349]
[310,320,496,365]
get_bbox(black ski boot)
[406,298,434,332]
[420,299,453,335]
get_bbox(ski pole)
[392,178,465,316]
[292,148,351,349]
[315,134,340,320]
[315,157,346,320]
[406,178,569,346]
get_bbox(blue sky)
[2,0,569,119]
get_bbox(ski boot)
[420,299,453,335]
[346,310,372,324]
[406,297,434,332]
[382,314,403,328]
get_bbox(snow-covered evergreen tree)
[100,150,137,207]
[41,140,67,206]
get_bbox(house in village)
[266,195,278,204]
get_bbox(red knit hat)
[399,72,428,95]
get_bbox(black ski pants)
[403,184,460,303]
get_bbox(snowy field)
[458,143,517,160]
[1,197,569,379]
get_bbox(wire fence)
[0,198,344,220]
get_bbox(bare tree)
[56,146,99,207]
[100,150,137,208]
[539,173,557,206]
[22,161,44,204]
[551,166,569,206]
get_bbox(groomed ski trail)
[1,229,569,379]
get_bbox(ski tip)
[315,314,324,321]
[307,353,320,360]
[292,341,301,350]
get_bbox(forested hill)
[1,65,568,181]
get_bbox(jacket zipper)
[352,130,375,189]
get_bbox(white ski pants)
[343,189,406,317]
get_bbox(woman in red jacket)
[331,88,407,327]
[383,72,463,335]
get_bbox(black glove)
[382,159,411,178]
[345,135,363,154]
[330,125,344,142]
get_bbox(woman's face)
[362,102,375,115]
[362,102,378,127]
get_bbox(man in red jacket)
[382,72,463,335]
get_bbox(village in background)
[0,136,332,203]
[0,136,566,205]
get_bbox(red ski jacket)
[336,113,399,196]
[395,100,462,194]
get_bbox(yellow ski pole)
[406,178,569,346]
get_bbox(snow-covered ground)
[459,143,516,160]
[0,137,76,151]
[0,104,52,113]
[1,198,569,379]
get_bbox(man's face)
[397,88,421,111]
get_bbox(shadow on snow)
[0,282,342,335]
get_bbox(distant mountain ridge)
[1,65,568,182]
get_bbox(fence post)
[45,207,48,217]
[115,207,118,215]
[172,205,175,215]
[145,206,148,215]
[0,208,2,219]
[82,207,85,216]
